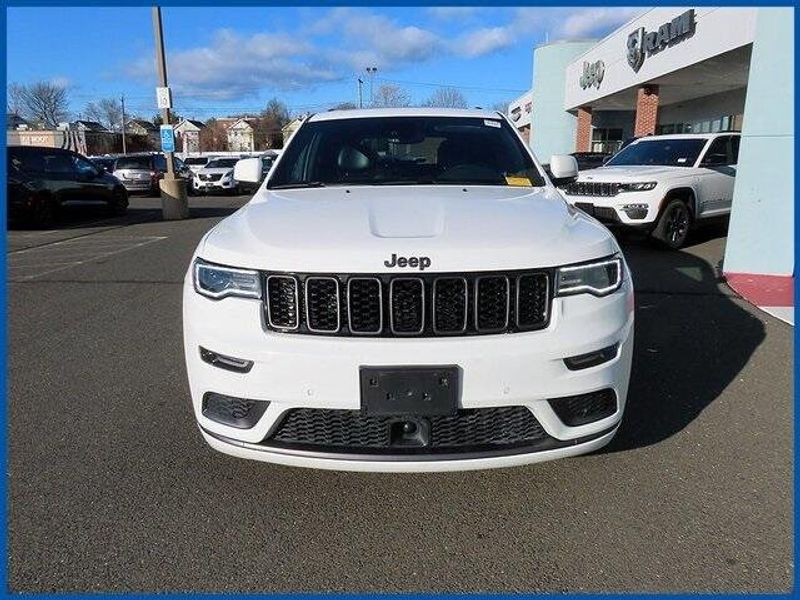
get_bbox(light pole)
[357,78,364,109]
[151,5,188,220]
[366,67,377,106]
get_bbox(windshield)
[268,116,545,189]
[206,158,239,169]
[184,157,208,165]
[606,138,707,167]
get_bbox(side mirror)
[549,154,578,184]
[233,157,263,184]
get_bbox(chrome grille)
[262,270,552,337]
[565,181,620,197]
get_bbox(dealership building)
[526,7,793,323]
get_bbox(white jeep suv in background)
[183,108,634,472]
[562,133,740,248]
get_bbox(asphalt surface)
[8,195,793,592]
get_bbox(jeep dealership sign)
[579,60,605,89]
[627,9,695,72]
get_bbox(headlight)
[619,181,656,192]
[193,259,261,299]
[556,256,623,297]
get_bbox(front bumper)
[563,192,658,226]
[183,270,635,472]
[194,178,236,192]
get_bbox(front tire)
[652,198,692,249]
[109,188,129,216]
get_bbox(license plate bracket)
[360,366,459,416]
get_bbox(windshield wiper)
[269,181,327,190]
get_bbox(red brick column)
[575,106,592,152]
[634,85,659,137]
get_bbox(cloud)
[124,7,650,104]
[558,8,645,38]
[127,29,340,100]
[426,7,481,20]
[453,26,516,57]
[306,8,442,68]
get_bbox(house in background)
[126,119,159,147]
[281,116,304,145]
[227,118,255,152]
[70,120,109,133]
[175,119,205,153]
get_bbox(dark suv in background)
[7,145,129,227]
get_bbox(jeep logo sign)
[579,60,605,89]
[384,253,431,271]
[627,9,695,72]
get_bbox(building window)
[591,128,623,153]
[657,114,742,136]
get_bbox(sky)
[7,6,645,122]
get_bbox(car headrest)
[337,146,370,172]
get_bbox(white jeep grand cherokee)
[562,133,739,248]
[183,108,634,472]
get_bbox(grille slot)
[264,270,551,337]
[390,278,424,334]
[433,277,468,334]
[305,277,340,332]
[475,276,510,333]
[267,407,550,454]
[266,275,299,330]
[516,273,549,328]
[348,277,382,334]
[566,181,621,197]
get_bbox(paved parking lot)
[8,195,793,592]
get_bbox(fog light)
[622,204,648,219]
[202,392,269,429]
[564,343,619,371]
[200,347,254,373]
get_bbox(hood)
[197,167,234,176]
[577,165,692,182]
[200,186,617,273]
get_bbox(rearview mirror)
[233,157,263,184]
[549,154,578,183]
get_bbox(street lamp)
[366,66,378,106]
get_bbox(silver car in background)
[112,153,193,196]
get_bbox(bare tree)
[332,102,357,110]
[7,83,25,116]
[83,97,123,131]
[423,87,468,108]
[371,84,411,108]
[198,119,229,152]
[14,81,70,128]
[261,97,290,127]
[490,100,512,114]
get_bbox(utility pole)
[366,67,377,106]
[152,7,174,178]
[120,94,127,154]
[151,5,188,220]
[357,78,364,109]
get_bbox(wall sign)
[579,60,605,89]
[627,9,695,72]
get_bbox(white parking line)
[8,235,167,281]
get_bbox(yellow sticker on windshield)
[505,176,532,187]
